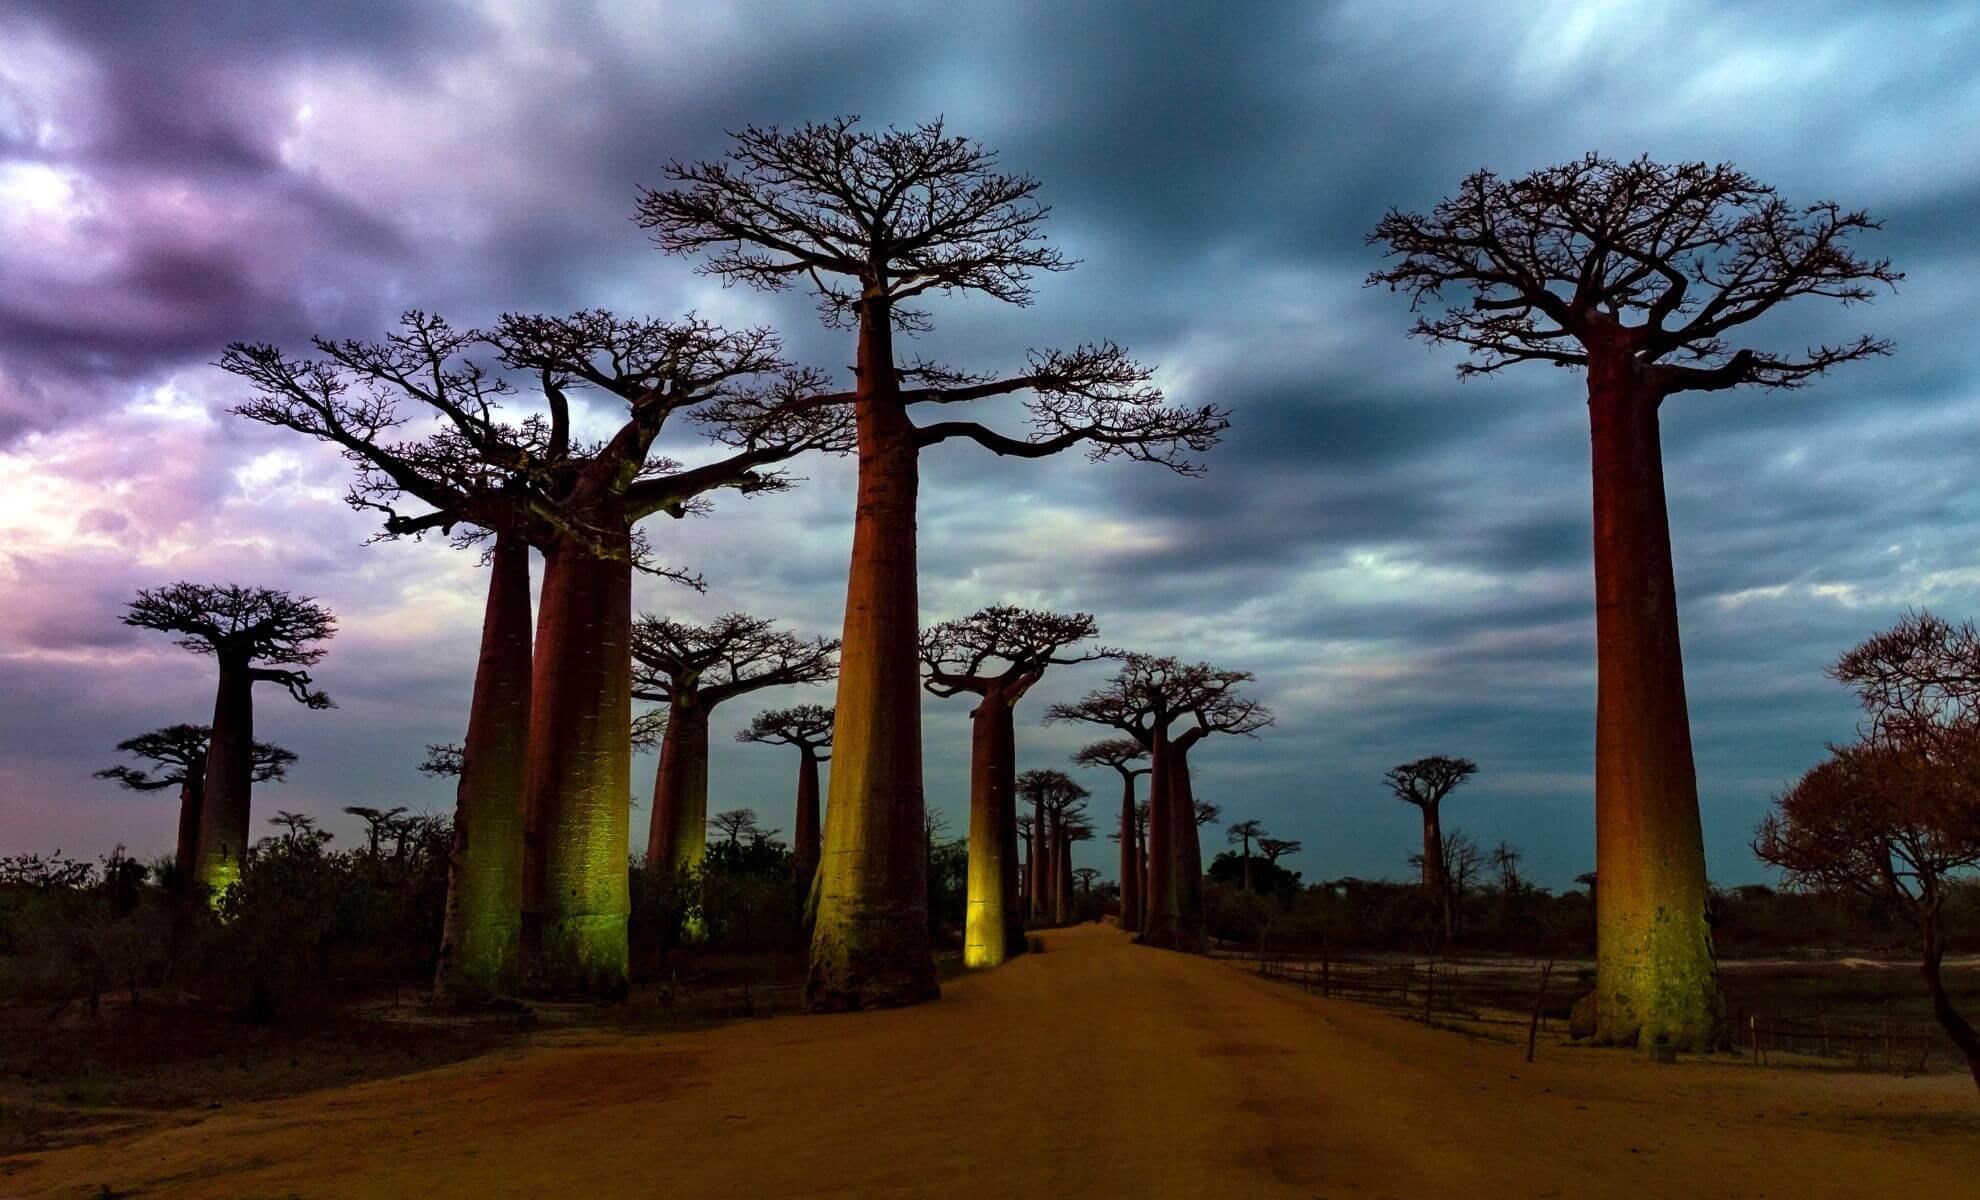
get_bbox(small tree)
[1257,837,1302,869]
[736,705,834,886]
[1018,769,1089,928]
[1075,738,1150,932]
[123,583,334,891]
[1225,820,1267,893]
[97,724,295,873]
[1074,867,1101,896]
[344,806,410,860]
[633,613,838,876]
[1369,155,1898,1049]
[1383,755,1479,943]
[642,118,1230,1011]
[709,808,770,851]
[921,606,1107,966]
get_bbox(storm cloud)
[4,1,1978,891]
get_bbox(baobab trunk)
[1055,822,1074,926]
[1418,800,1450,942]
[808,301,936,1010]
[435,530,532,1001]
[645,702,710,873]
[962,697,1018,968]
[1143,732,1176,946]
[1588,363,1723,1050]
[793,747,822,887]
[523,521,633,998]
[1168,745,1207,953]
[194,656,254,892]
[1029,789,1048,924]
[173,777,203,880]
[1117,774,1140,931]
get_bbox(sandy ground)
[4,923,1974,1199]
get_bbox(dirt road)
[5,923,1974,1197]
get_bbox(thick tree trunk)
[1168,744,1207,953]
[194,656,254,891]
[1055,821,1074,926]
[1588,364,1723,1049]
[523,527,633,998]
[962,696,1018,968]
[1241,845,1252,894]
[1419,800,1451,942]
[173,777,204,880]
[646,702,710,874]
[793,748,822,887]
[807,303,936,1011]
[1029,790,1048,924]
[1921,921,1980,1093]
[1143,730,1176,946]
[1139,832,1150,934]
[435,531,532,1002]
[1118,773,1140,931]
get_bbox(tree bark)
[435,529,532,1002]
[1418,800,1450,942]
[1168,741,1207,953]
[194,654,254,892]
[173,776,204,880]
[1029,789,1048,925]
[1055,818,1075,926]
[523,522,633,998]
[1921,919,1980,1093]
[793,747,822,888]
[807,299,936,1010]
[1117,772,1140,931]
[963,695,1019,968]
[1143,730,1177,946]
[645,702,710,874]
[1588,359,1724,1049]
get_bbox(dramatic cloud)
[4,0,1977,892]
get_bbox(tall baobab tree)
[737,704,834,885]
[709,807,774,851]
[345,805,410,860]
[1258,837,1302,870]
[1056,816,1093,926]
[122,584,334,891]
[633,614,838,877]
[640,117,1230,1010]
[1225,819,1267,892]
[1018,769,1088,928]
[1383,755,1479,943]
[921,606,1107,967]
[1074,867,1101,896]
[227,312,848,997]
[1075,738,1150,931]
[1049,656,1272,951]
[1016,812,1037,916]
[96,725,295,875]
[1368,155,1898,1049]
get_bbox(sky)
[3,1,1977,891]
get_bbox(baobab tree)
[1018,769,1088,928]
[122,584,334,891]
[709,807,774,851]
[1075,738,1149,931]
[1049,656,1272,951]
[640,117,1230,1010]
[1368,155,1898,1049]
[1056,817,1094,926]
[96,725,295,875]
[344,806,410,860]
[1074,867,1101,896]
[227,312,848,997]
[1258,837,1301,870]
[1017,813,1037,915]
[1225,819,1267,892]
[632,613,838,878]
[1383,755,1479,943]
[921,606,1107,967]
[737,705,834,885]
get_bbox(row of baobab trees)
[116,116,1900,1046]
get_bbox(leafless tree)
[709,807,773,851]
[1075,737,1150,932]
[1226,819,1267,892]
[1368,154,1898,1050]
[1383,755,1479,943]
[123,584,333,890]
[922,606,1107,966]
[97,724,295,872]
[640,117,1230,1011]
[1049,655,1272,951]
[633,613,837,877]
[737,704,834,885]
